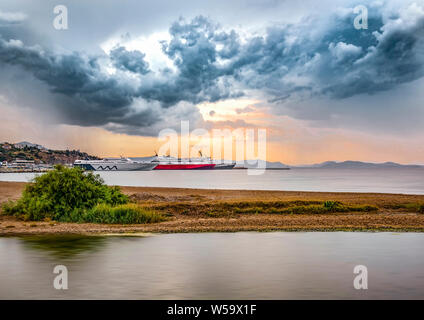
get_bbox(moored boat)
[151,153,236,170]
[74,157,157,171]
[152,155,215,170]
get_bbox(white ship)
[74,157,157,171]
[151,150,236,170]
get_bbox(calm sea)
[1,168,424,194]
[1,232,424,299]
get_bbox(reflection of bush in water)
[20,235,108,259]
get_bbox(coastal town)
[0,141,97,172]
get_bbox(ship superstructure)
[151,152,235,170]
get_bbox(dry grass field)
[1,182,424,235]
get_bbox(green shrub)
[2,165,129,222]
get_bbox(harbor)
[0,160,54,173]
[2,155,249,172]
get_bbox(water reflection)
[1,232,424,299]
[20,235,108,259]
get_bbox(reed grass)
[81,203,166,224]
[148,200,379,217]
[383,202,424,213]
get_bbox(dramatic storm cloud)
[0,0,424,136]
[110,46,150,74]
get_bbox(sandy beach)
[1,181,424,235]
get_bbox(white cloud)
[329,42,362,62]
[0,10,26,24]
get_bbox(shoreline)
[1,181,424,236]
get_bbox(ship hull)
[154,164,216,170]
[214,163,236,169]
[75,163,157,171]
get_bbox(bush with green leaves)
[2,165,129,222]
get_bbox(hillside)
[296,160,423,169]
[0,142,99,164]
[236,160,290,169]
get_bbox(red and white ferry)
[151,153,235,170]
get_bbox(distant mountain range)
[238,160,423,169]
[295,160,423,169]
[236,160,289,169]
[133,158,422,169]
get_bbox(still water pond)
[1,232,424,299]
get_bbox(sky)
[0,0,424,164]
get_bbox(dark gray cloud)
[318,8,424,99]
[141,3,424,106]
[0,38,138,124]
[137,16,243,107]
[230,4,424,100]
[110,46,150,74]
[0,37,170,134]
[0,1,424,136]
